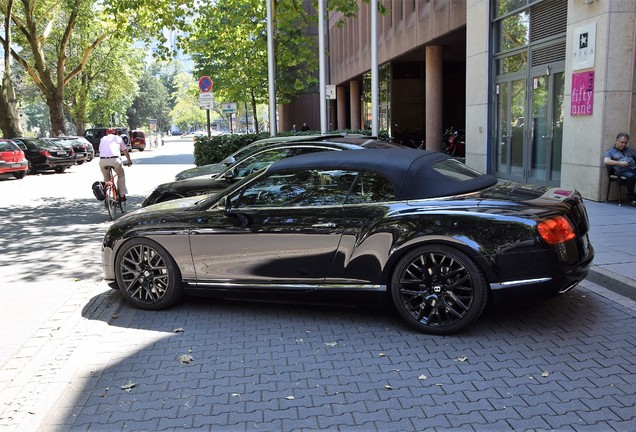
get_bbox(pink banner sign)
[571,71,594,116]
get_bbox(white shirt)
[99,134,126,157]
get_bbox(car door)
[326,171,399,285]
[188,169,355,289]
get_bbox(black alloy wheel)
[391,245,488,335]
[114,238,183,310]
[54,166,66,173]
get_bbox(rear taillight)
[39,149,51,157]
[537,216,576,244]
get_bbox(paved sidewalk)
[1,154,635,431]
[584,199,636,301]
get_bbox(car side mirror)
[224,169,237,182]
[217,196,231,213]
[223,156,235,166]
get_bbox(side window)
[234,169,358,208]
[346,172,395,203]
[232,149,292,178]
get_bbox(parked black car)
[54,136,95,162]
[46,137,86,165]
[103,148,594,335]
[84,127,131,155]
[13,137,76,174]
[143,134,401,207]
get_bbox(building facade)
[326,0,636,201]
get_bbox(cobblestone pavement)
[1,277,634,432]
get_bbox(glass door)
[529,69,564,185]
[495,77,527,183]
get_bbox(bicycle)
[103,162,130,220]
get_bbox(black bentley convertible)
[102,148,594,334]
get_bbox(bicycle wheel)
[105,185,116,220]
[119,197,127,213]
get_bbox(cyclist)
[99,127,132,200]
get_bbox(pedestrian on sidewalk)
[604,132,636,204]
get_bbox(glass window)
[498,52,527,74]
[432,159,485,181]
[0,141,18,152]
[496,0,527,17]
[346,172,394,203]
[235,169,358,208]
[499,12,529,52]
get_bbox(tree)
[0,0,21,136]
[127,71,170,131]
[185,0,376,134]
[169,72,206,132]
[0,0,195,136]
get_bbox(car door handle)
[312,222,336,228]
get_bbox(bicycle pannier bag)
[92,181,105,201]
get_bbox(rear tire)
[391,245,488,335]
[105,186,116,220]
[115,238,183,310]
[12,171,26,179]
[54,166,66,173]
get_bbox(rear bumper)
[0,160,28,173]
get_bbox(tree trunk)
[0,0,22,137]
[47,93,66,136]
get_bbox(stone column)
[350,79,361,130]
[426,45,443,152]
[337,85,347,130]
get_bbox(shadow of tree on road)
[0,196,142,284]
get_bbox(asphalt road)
[0,137,196,367]
[1,138,635,431]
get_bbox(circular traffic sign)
[198,76,213,92]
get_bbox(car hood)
[135,195,207,213]
[176,163,225,180]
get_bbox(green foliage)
[194,133,270,166]
[193,129,391,166]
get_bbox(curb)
[586,266,636,302]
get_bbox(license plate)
[11,164,21,168]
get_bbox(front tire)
[391,245,488,335]
[114,238,183,310]
[54,166,66,173]
[12,171,26,179]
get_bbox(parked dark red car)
[130,130,146,151]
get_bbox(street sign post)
[198,92,214,110]
[198,76,213,93]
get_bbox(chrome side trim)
[490,277,552,290]
[183,280,386,292]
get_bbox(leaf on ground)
[378,352,386,357]
[541,371,549,377]
[456,355,468,362]
[232,393,241,398]
[121,381,136,392]
[418,374,428,380]
[111,313,119,319]
[179,354,194,364]
[325,342,337,347]
[285,395,295,400]
[173,327,185,333]
[384,384,392,390]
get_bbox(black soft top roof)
[268,148,498,200]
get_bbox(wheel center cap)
[433,285,442,293]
